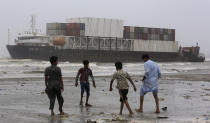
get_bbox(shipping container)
[163,29,168,35]
[168,34,172,41]
[124,26,130,33]
[134,33,140,39]
[134,27,140,33]
[66,23,85,36]
[148,28,152,34]
[143,33,148,40]
[47,30,66,36]
[133,40,178,52]
[160,29,164,34]
[67,17,124,38]
[155,34,160,40]
[130,27,135,32]
[163,35,168,41]
[155,28,160,34]
[168,29,172,34]
[130,32,135,39]
[143,27,148,33]
[46,23,66,30]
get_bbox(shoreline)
[0,74,210,82]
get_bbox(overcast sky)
[0,0,210,57]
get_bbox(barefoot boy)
[75,60,96,106]
[136,54,161,113]
[45,56,65,116]
[109,61,137,116]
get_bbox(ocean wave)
[205,58,210,61]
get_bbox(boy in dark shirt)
[45,56,65,116]
[75,60,96,106]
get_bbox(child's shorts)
[80,82,90,96]
[140,87,158,96]
[119,89,128,102]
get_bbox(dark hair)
[50,56,58,64]
[142,54,150,60]
[115,61,122,70]
[83,60,89,65]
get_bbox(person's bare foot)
[60,112,65,115]
[155,110,160,113]
[135,109,143,113]
[129,112,134,117]
[51,110,55,116]
[80,101,83,105]
[85,103,92,107]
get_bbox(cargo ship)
[6,17,205,62]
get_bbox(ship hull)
[7,45,203,62]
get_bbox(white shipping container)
[164,35,168,41]
[133,40,179,52]
[66,17,124,38]
[130,27,135,32]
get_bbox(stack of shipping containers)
[123,26,175,41]
[66,17,124,38]
[66,23,85,36]
[46,17,178,53]
[46,23,66,36]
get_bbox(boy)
[75,60,96,106]
[109,61,137,116]
[45,56,65,116]
[136,54,161,113]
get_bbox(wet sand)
[0,74,210,123]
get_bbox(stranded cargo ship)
[7,17,205,62]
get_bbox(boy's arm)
[109,79,114,91]
[128,78,137,92]
[110,73,116,91]
[89,69,96,88]
[158,66,161,79]
[75,69,80,87]
[45,76,48,88]
[126,72,136,92]
[60,77,64,91]
[58,68,64,91]
[44,68,48,88]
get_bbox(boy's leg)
[136,88,145,112]
[120,90,133,115]
[153,89,160,113]
[47,89,56,116]
[80,83,85,105]
[124,100,134,116]
[119,102,124,115]
[56,89,64,114]
[139,96,144,112]
[85,83,91,106]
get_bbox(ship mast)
[8,28,10,45]
[30,15,36,36]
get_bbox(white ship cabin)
[16,36,50,46]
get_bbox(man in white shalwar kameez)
[136,54,161,113]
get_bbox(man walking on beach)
[136,54,161,113]
[45,56,65,116]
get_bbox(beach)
[0,58,210,123]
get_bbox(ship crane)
[30,15,37,36]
